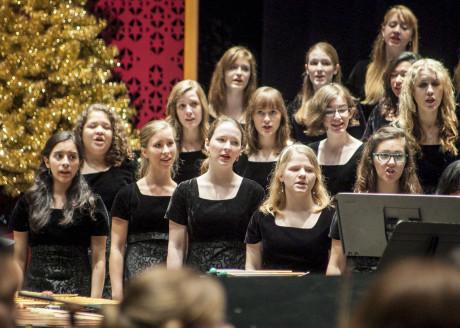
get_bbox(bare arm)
[326,239,346,276]
[90,235,107,298]
[109,218,128,301]
[245,242,262,270]
[13,231,28,289]
[166,220,187,269]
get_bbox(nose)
[263,113,271,122]
[387,156,397,165]
[236,66,242,75]
[223,140,232,149]
[62,155,70,166]
[298,167,306,177]
[162,144,170,154]
[185,105,193,115]
[427,84,434,94]
[333,110,341,119]
[395,74,404,84]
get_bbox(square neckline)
[192,177,245,201]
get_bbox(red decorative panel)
[94,0,184,128]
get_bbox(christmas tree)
[0,0,136,196]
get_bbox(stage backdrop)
[93,0,185,128]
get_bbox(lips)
[219,154,231,161]
[389,35,401,43]
[426,98,435,104]
[160,157,173,164]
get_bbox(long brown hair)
[294,42,342,122]
[245,86,290,156]
[398,58,458,155]
[364,5,419,105]
[208,46,257,118]
[354,126,422,193]
[166,80,209,152]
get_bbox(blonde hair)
[398,58,458,155]
[208,46,257,118]
[364,5,419,105]
[261,143,330,215]
[74,103,132,166]
[200,116,245,174]
[294,42,342,122]
[166,80,209,151]
[300,83,356,136]
[138,120,177,178]
[101,267,226,328]
[245,86,290,156]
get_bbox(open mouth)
[390,35,401,43]
[330,122,345,129]
[160,157,172,163]
[426,98,435,105]
[219,154,231,160]
[385,167,396,175]
[262,125,272,131]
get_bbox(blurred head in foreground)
[346,258,460,328]
[102,266,231,328]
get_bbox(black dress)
[309,141,363,196]
[165,178,265,272]
[362,103,393,141]
[83,159,137,214]
[174,151,206,184]
[289,97,367,143]
[9,196,109,295]
[234,153,276,192]
[416,144,460,194]
[346,59,368,101]
[245,207,334,273]
[111,183,170,279]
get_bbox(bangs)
[254,92,284,111]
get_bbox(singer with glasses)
[304,83,363,196]
[326,126,422,275]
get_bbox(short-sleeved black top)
[416,144,460,194]
[309,142,363,196]
[10,195,109,247]
[165,178,265,242]
[245,207,334,273]
[174,151,206,184]
[111,183,170,235]
[234,154,276,192]
[84,159,137,213]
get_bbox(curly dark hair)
[73,103,132,167]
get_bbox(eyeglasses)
[324,107,350,118]
[373,152,407,163]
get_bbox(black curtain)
[199,0,460,102]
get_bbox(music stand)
[378,221,460,270]
[335,193,460,259]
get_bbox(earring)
[407,40,413,49]
[280,182,285,194]
[48,168,51,176]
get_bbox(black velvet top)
[234,153,276,192]
[84,159,137,214]
[111,183,170,235]
[416,144,460,194]
[245,207,334,273]
[165,178,264,242]
[362,103,393,141]
[174,151,206,184]
[309,141,363,196]
[10,195,109,247]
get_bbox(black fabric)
[10,195,109,247]
[329,211,340,240]
[346,59,368,101]
[165,178,264,271]
[309,142,363,196]
[416,144,460,194]
[124,240,167,279]
[26,245,91,295]
[174,150,206,184]
[233,153,276,192]
[111,182,170,235]
[362,103,392,141]
[245,207,334,273]
[288,98,367,144]
[84,159,137,214]
[166,178,265,242]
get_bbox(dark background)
[199,0,460,103]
